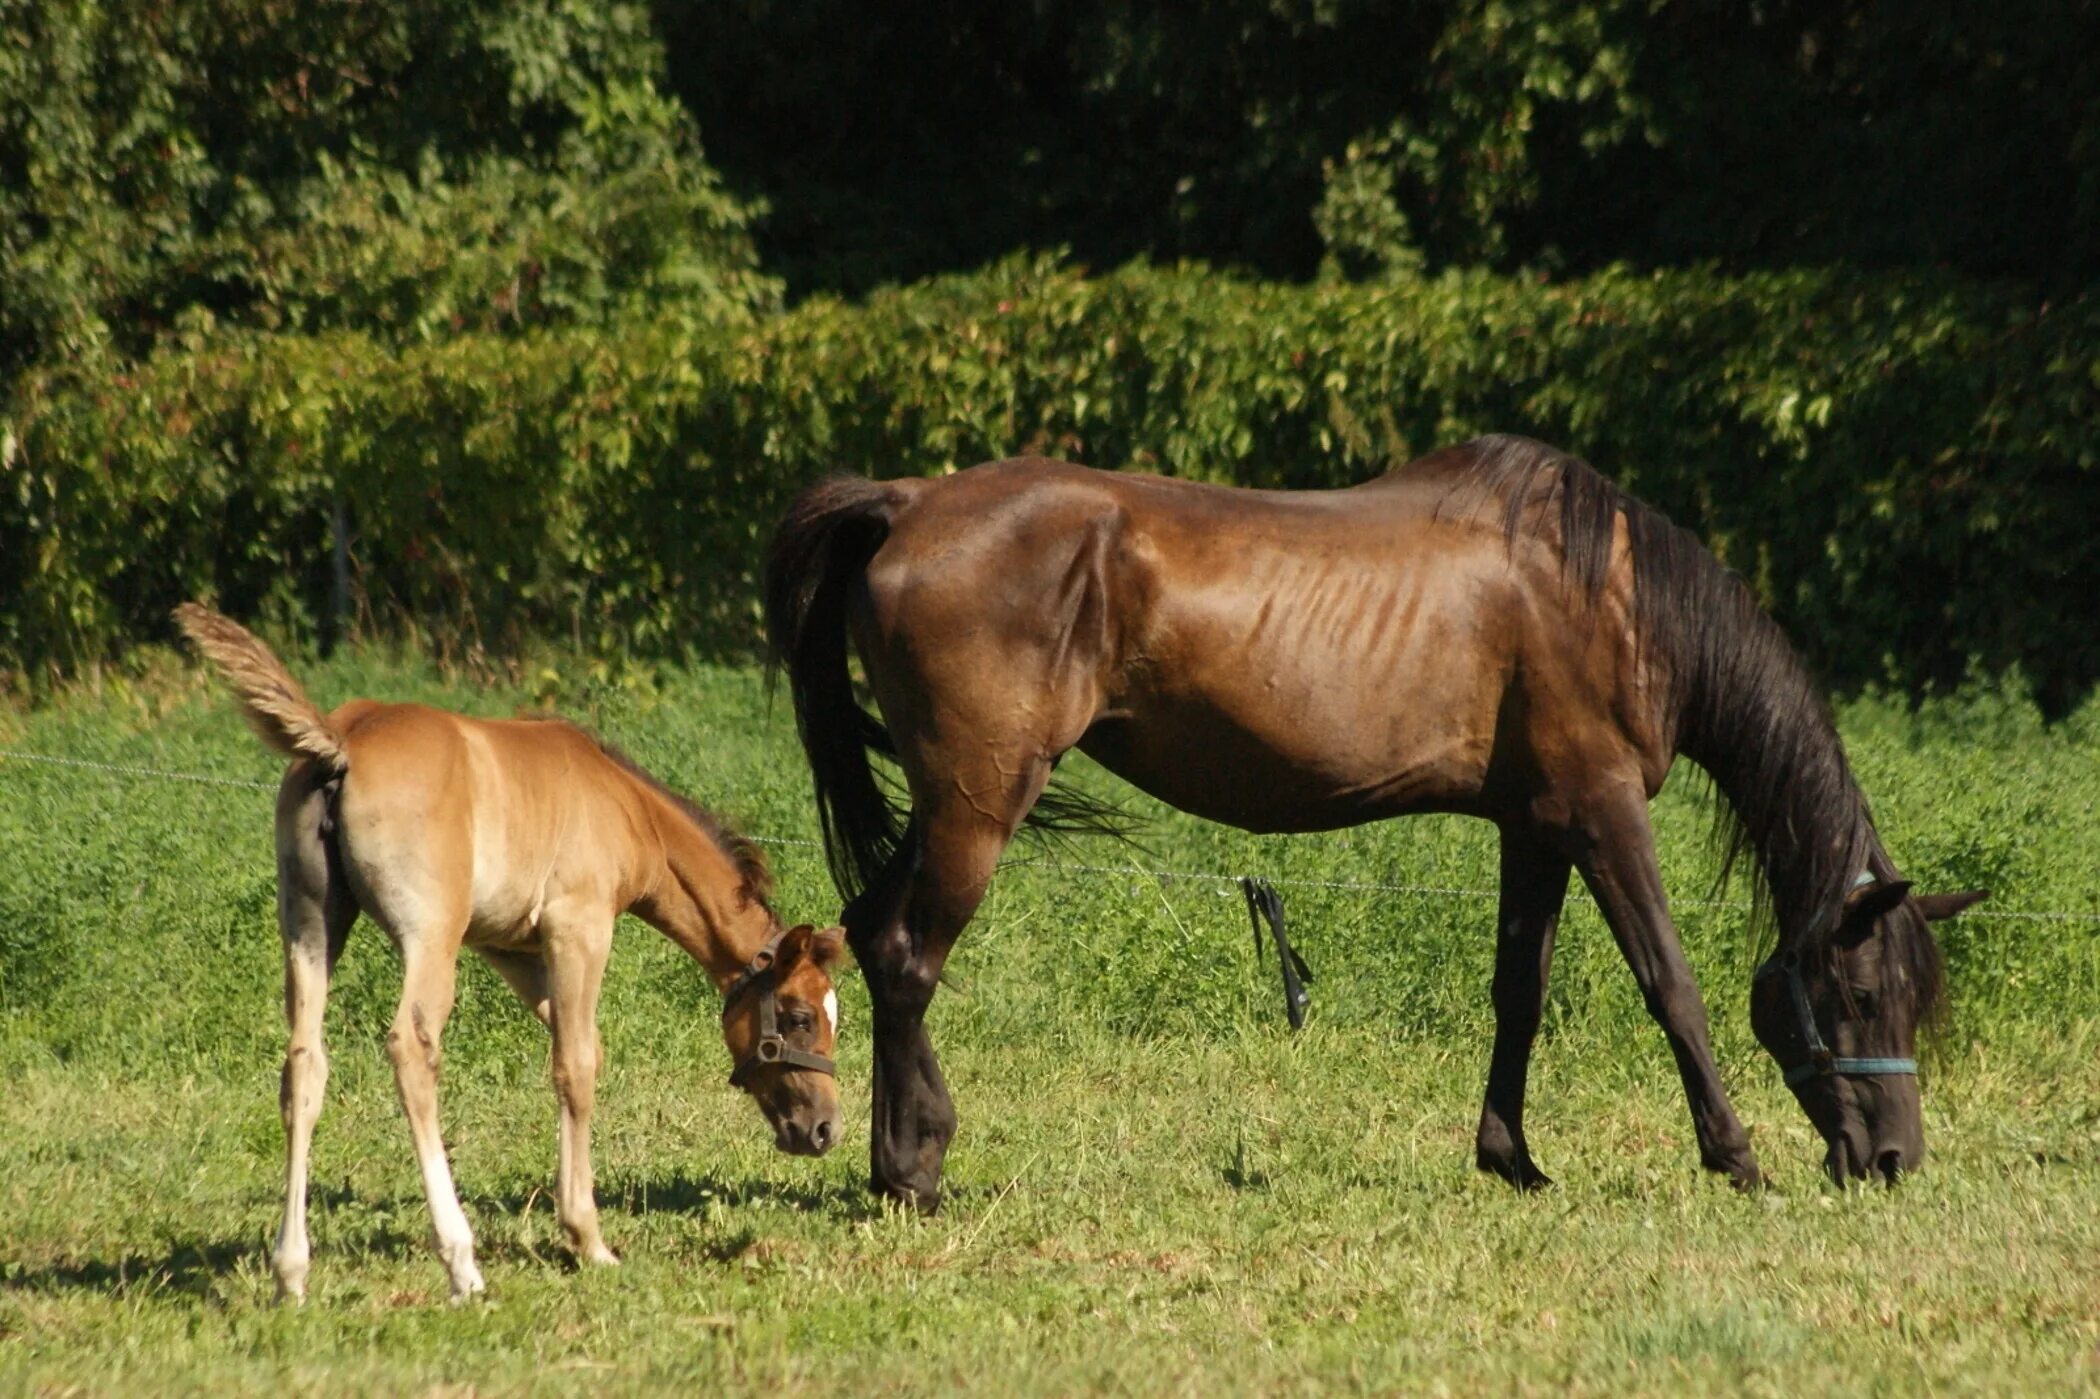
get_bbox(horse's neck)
[631,799,773,992]
[1683,683,1870,946]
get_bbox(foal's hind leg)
[1475,826,1570,1191]
[1575,784,1761,1189]
[271,779,356,1303]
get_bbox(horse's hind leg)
[271,774,356,1303]
[1475,825,1570,1191]
[851,752,1053,1213]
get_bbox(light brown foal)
[177,604,844,1302]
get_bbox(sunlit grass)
[2,655,2096,1394]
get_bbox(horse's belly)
[1076,698,1491,834]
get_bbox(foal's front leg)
[386,936,487,1300]
[543,916,618,1266]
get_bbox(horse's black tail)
[764,474,1138,902]
[764,477,912,901]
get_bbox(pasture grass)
[3,650,2098,1394]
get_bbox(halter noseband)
[722,927,837,1089]
[1754,873,1917,1088]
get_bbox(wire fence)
[2,746,2094,924]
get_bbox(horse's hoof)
[1476,1146,1554,1192]
[872,1177,942,1215]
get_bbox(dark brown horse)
[765,435,1985,1209]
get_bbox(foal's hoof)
[446,1267,489,1305]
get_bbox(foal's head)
[721,923,848,1156]
[1750,879,1984,1183]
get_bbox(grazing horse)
[764,435,1985,1210]
[176,605,845,1301]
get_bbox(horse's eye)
[1849,989,1880,1018]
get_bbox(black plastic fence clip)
[1240,876,1313,1030]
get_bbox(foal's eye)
[785,1010,816,1034]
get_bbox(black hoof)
[1706,1154,1766,1193]
[871,1175,942,1215]
[1476,1147,1555,1192]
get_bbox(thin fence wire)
[2,746,2093,924]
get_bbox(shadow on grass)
[5,1171,906,1299]
[589,1169,881,1221]
[4,1239,257,1299]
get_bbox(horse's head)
[1750,878,1984,1183]
[721,923,847,1156]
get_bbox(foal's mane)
[590,736,776,908]
[1426,434,1944,1021]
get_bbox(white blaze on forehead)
[822,989,839,1039]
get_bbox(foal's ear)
[1914,889,1990,922]
[809,925,848,970]
[1842,878,1912,927]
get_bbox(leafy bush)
[6,256,2097,706]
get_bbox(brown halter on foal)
[724,927,840,1087]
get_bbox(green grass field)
[4,652,2098,1394]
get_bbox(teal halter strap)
[1755,873,1918,1088]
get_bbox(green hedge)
[6,256,2097,706]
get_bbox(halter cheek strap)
[722,928,838,1088]
[1755,872,1917,1088]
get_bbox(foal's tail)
[174,603,348,774]
[763,477,914,900]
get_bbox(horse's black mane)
[1430,433,1944,1022]
[591,736,775,908]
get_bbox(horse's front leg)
[543,915,618,1267]
[1475,825,1571,1190]
[1576,785,1762,1190]
[849,790,1030,1213]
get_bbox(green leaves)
[0,0,774,379]
[5,256,2097,707]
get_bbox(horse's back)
[857,449,1654,830]
[317,703,639,942]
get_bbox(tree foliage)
[3,2,2094,709]
[660,1,2100,294]
[0,0,773,381]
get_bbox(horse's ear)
[1843,878,1912,925]
[775,923,816,965]
[1915,889,1989,922]
[810,925,848,970]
